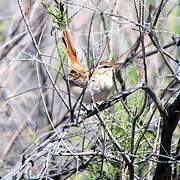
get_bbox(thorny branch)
[1,0,180,179]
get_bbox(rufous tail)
[62,29,85,73]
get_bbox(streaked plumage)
[62,29,116,104]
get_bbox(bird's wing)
[68,70,88,88]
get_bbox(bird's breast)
[70,70,113,103]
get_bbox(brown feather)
[62,29,85,73]
[68,70,88,87]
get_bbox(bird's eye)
[103,65,109,68]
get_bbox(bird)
[61,29,119,104]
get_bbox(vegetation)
[0,0,180,179]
